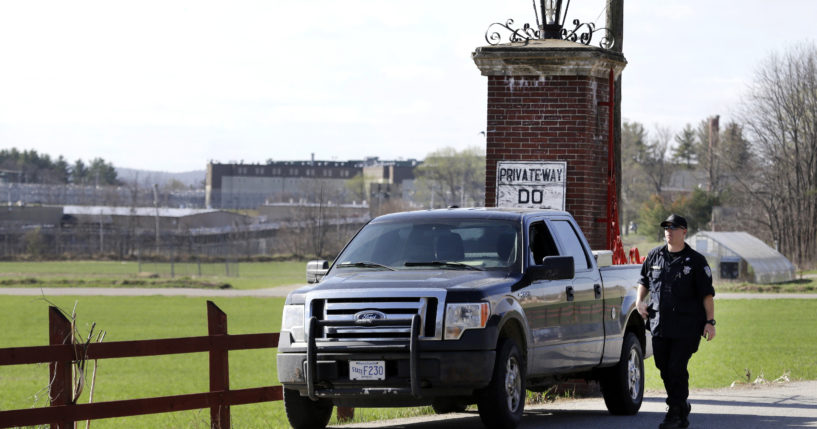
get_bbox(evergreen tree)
[72,159,87,184]
[672,124,697,168]
[87,157,120,186]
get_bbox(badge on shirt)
[683,266,691,275]
[704,266,712,278]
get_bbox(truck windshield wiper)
[404,261,483,271]
[336,261,396,270]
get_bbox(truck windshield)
[335,219,521,271]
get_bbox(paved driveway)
[332,381,817,429]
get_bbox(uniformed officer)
[636,214,716,429]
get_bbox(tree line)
[623,43,817,267]
[0,148,120,186]
[406,44,816,268]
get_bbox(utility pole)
[607,0,624,232]
[708,115,720,232]
[99,209,104,254]
[153,184,160,254]
[708,115,720,194]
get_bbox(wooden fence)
[0,301,281,428]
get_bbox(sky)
[2,0,816,173]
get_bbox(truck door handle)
[566,286,574,302]
[594,284,602,299]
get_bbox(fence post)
[49,306,73,429]
[207,301,230,429]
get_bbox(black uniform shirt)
[638,243,715,338]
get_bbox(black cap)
[660,214,688,229]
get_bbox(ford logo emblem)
[354,310,387,322]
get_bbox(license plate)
[349,360,385,381]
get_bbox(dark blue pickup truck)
[277,208,650,429]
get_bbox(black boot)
[659,406,683,429]
[679,402,691,428]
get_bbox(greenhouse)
[689,231,795,284]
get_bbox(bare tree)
[282,179,357,260]
[620,121,651,232]
[738,42,817,267]
[414,146,485,208]
[641,125,672,195]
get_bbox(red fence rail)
[0,301,281,429]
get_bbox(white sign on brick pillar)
[496,161,566,210]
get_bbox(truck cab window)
[550,220,591,271]
[529,222,558,265]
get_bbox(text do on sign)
[496,161,566,210]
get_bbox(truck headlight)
[444,302,490,340]
[281,305,305,342]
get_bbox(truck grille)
[306,291,446,341]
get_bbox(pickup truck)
[277,208,650,429]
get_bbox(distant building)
[61,205,251,232]
[205,157,420,209]
[690,231,796,284]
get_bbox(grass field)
[0,260,306,290]
[2,296,816,427]
[620,232,662,258]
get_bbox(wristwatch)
[706,319,716,326]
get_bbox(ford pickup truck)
[277,208,650,429]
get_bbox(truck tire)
[283,388,334,429]
[431,397,468,414]
[600,331,644,415]
[477,337,526,429]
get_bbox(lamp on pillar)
[474,1,627,251]
[485,0,613,49]
[541,0,567,39]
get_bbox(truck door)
[549,219,605,369]
[524,220,574,373]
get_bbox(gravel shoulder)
[332,381,817,429]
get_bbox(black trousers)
[652,335,701,408]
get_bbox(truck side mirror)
[527,256,574,281]
[306,260,329,284]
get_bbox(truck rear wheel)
[600,332,644,415]
[283,388,334,429]
[477,337,526,429]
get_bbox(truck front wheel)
[600,331,644,415]
[283,388,334,429]
[477,337,526,429]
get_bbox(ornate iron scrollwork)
[561,19,614,49]
[484,10,614,49]
[485,19,542,45]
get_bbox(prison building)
[205,158,419,209]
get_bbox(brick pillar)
[473,40,626,249]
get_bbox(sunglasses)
[663,225,685,231]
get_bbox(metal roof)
[63,205,220,218]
